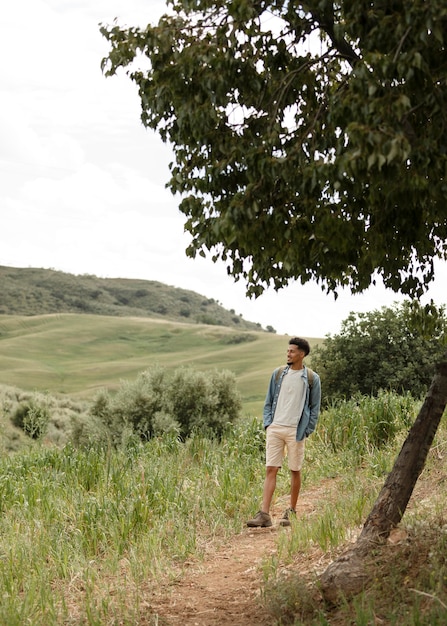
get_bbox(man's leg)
[247,425,284,527]
[289,469,301,511]
[261,465,279,513]
[279,436,305,527]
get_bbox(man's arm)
[262,369,278,429]
[305,373,322,436]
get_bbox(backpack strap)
[275,365,314,387]
[307,367,314,388]
[275,366,286,383]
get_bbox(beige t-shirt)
[273,368,306,428]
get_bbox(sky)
[1,0,446,338]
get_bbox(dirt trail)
[149,481,337,625]
[145,454,445,625]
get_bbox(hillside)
[0,313,322,452]
[0,314,314,420]
[0,265,266,331]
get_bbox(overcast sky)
[2,0,446,337]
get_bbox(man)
[247,337,321,528]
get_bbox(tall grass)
[261,393,447,625]
[0,417,265,624]
[0,392,445,624]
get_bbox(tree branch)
[306,1,361,67]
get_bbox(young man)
[247,337,321,528]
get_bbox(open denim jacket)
[262,364,321,441]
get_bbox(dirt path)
[149,482,338,625]
[145,452,446,625]
[151,528,277,625]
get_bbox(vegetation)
[0,392,445,624]
[10,398,50,439]
[0,265,265,331]
[101,0,447,569]
[87,365,241,444]
[102,0,447,299]
[0,313,310,419]
[0,385,89,453]
[1,255,446,618]
[312,301,447,403]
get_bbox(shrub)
[221,333,256,345]
[88,365,241,445]
[11,399,50,439]
[311,301,447,404]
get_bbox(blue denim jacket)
[263,365,321,441]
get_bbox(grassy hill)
[0,313,321,417]
[0,265,266,330]
[0,266,322,442]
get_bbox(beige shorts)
[266,423,305,471]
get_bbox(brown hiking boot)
[279,508,296,527]
[246,510,272,528]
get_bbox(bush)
[11,399,50,439]
[89,365,241,445]
[221,333,256,345]
[311,301,447,404]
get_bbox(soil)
[148,480,342,625]
[146,458,445,626]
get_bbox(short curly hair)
[289,337,310,356]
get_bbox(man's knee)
[266,465,279,477]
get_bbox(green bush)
[11,399,50,439]
[221,333,256,344]
[311,301,447,403]
[89,365,241,445]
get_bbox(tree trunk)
[320,349,447,604]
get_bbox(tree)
[311,301,447,403]
[101,0,447,299]
[101,0,447,603]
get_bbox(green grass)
[0,421,265,624]
[2,307,445,623]
[0,313,322,416]
[0,399,445,624]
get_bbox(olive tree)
[101,0,447,601]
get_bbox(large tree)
[101,0,447,602]
[101,0,447,298]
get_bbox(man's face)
[286,344,304,366]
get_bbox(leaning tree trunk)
[320,349,447,604]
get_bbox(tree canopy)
[101,0,447,299]
[311,301,447,403]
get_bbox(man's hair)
[289,337,310,356]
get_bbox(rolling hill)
[0,266,322,417]
[0,265,266,331]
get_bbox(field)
[0,391,446,624]
[1,312,447,624]
[0,313,322,416]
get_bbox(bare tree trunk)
[320,349,447,604]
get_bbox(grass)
[0,313,322,416]
[0,393,445,624]
[261,416,447,625]
[0,422,264,624]
[1,309,446,623]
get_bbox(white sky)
[1,0,446,337]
